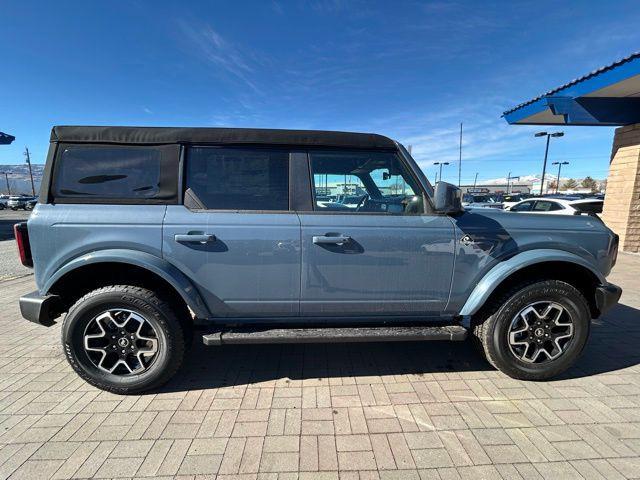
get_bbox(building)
[504,52,640,252]
[460,183,533,195]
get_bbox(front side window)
[310,150,423,214]
[186,147,289,211]
[511,201,534,212]
[53,144,177,202]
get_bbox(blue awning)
[504,52,640,126]
[0,131,15,145]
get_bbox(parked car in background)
[16,125,621,393]
[25,198,37,210]
[8,195,36,210]
[462,194,503,209]
[0,194,8,209]
[497,193,532,210]
[506,197,604,215]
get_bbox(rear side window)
[52,144,178,203]
[533,201,563,211]
[186,147,289,211]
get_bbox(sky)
[1,0,640,184]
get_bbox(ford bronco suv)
[16,126,621,393]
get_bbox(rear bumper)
[19,291,60,327]
[595,283,622,317]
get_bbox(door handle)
[312,235,351,245]
[174,233,216,244]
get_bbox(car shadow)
[560,303,640,379]
[156,302,640,394]
[0,219,18,241]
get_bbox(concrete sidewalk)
[0,254,638,479]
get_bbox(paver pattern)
[0,254,639,479]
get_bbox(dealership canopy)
[0,131,15,145]
[503,52,640,126]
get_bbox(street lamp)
[535,131,564,195]
[552,161,569,193]
[506,172,520,194]
[433,162,449,183]
[0,172,10,195]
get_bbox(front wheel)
[62,285,186,394]
[473,280,590,380]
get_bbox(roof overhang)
[504,53,640,126]
[0,131,15,145]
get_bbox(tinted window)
[534,201,563,211]
[511,201,534,212]
[310,150,422,214]
[186,147,289,211]
[53,145,177,202]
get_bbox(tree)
[563,178,578,190]
[581,176,597,192]
[548,180,557,192]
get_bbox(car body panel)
[447,208,614,314]
[162,205,301,318]
[299,213,455,316]
[28,203,167,292]
[459,248,606,316]
[43,248,210,319]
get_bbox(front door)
[300,149,455,317]
[162,146,300,318]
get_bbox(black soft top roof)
[51,126,397,149]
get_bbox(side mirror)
[433,182,463,214]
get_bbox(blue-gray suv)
[16,126,622,393]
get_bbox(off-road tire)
[62,285,186,394]
[472,280,590,380]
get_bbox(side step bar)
[203,325,467,346]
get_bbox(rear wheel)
[62,285,186,394]
[473,280,590,380]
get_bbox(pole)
[507,172,511,194]
[555,163,562,194]
[24,147,36,196]
[2,172,10,195]
[473,172,478,188]
[458,123,462,187]
[438,163,444,182]
[540,135,550,195]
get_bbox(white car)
[506,197,604,215]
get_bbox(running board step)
[202,325,467,346]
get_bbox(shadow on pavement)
[161,335,488,393]
[158,302,640,393]
[0,219,19,241]
[562,303,640,379]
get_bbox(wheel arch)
[44,249,210,320]
[460,249,605,318]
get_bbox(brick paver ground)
[0,254,639,479]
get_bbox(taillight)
[14,223,33,268]
[611,234,619,268]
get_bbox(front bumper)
[19,291,60,327]
[595,283,622,317]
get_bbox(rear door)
[299,149,455,317]
[162,146,301,318]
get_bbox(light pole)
[535,131,564,195]
[473,172,478,188]
[1,172,10,195]
[24,147,36,196]
[552,161,569,193]
[433,162,449,183]
[506,173,520,194]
